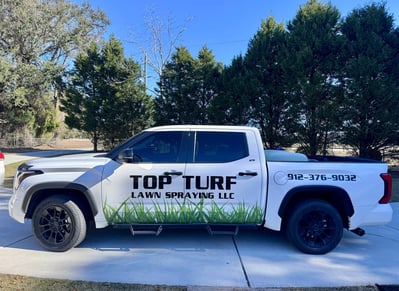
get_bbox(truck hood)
[21,152,111,172]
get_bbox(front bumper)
[8,191,26,223]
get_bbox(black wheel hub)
[38,206,72,245]
[299,211,335,247]
[306,219,328,237]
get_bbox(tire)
[286,199,343,254]
[32,195,87,252]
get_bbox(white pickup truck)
[8,125,393,254]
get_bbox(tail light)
[0,152,4,160]
[379,173,392,204]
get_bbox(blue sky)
[73,0,399,65]
[72,0,399,91]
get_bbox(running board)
[129,225,163,236]
[206,225,239,236]
[111,223,250,236]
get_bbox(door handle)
[238,171,258,176]
[164,171,183,176]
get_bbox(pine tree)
[340,3,399,159]
[61,36,152,151]
[287,0,342,155]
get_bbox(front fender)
[22,182,99,218]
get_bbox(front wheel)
[32,195,87,252]
[286,199,343,254]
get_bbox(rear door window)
[194,131,249,163]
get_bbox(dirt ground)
[40,138,93,150]
[1,138,94,153]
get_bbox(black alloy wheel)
[286,199,343,254]
[32,195,86,252]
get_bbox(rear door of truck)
[183,128,265,224]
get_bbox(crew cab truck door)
[183,129,265,224]
[101,131,187,224]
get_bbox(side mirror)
[119,148,134,163]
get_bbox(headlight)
[14,164,43,190]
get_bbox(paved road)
[1,152,398,288]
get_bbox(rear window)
[194,132,249,163]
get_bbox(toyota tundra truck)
[8,125,393,254]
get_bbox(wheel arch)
[23,182,98,223]
[278,185,354,229]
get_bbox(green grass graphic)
[103,199,263,225]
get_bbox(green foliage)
[210,55,252,125]
[0,50,59,135]
[61,42,102,148]
[286,0,342,155]
[152,0,399,158]
[2,0,399,159]
[155,46,222,125]
[0,0,108,139]
[243,17,297,149]
[61,36,153,151]
[339,3,399,158]
[154,47,195,124]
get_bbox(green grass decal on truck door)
[103,199,263,224]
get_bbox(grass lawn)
[3,161,22,188]
[0,274,396,291]
[0,274,184,291]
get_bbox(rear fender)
[278,185,354,228]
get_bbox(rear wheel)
[32,195,87,252]
[286,199,343,254]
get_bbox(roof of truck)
[144,125,258,132]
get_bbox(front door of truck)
[183,130,264,224]
[101,131,187,224]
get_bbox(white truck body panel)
[264,161,391,230]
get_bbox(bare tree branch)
[130,6,192,90]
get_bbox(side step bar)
[206,225,239,236]
[114,224,248,237]
[130,225,163,236]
